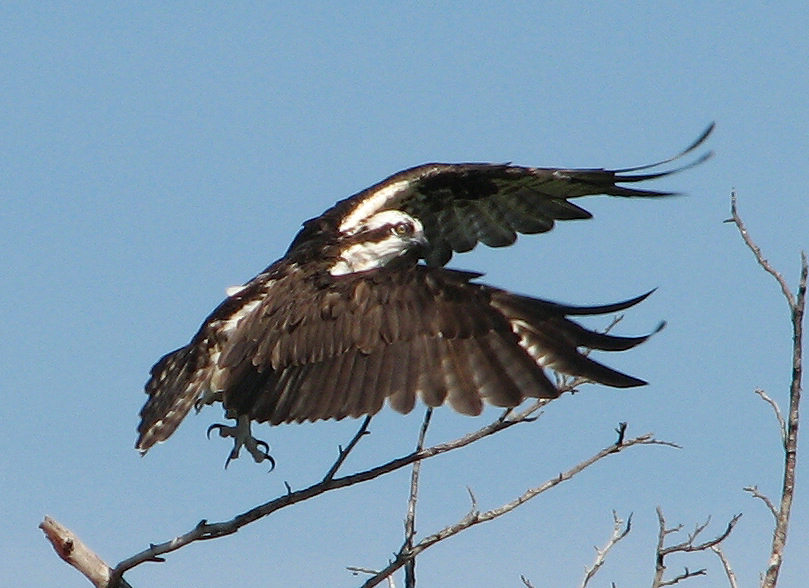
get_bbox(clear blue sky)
[3,3,807,586]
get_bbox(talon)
[195,389,222,412]
[245,439,275,470]
[206,414,274,467]
[206,423,229,440]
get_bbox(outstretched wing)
[300,124,713,266]
[211,265,658,427]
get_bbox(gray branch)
[711,544,739,588]
[359,427,671,588]
[44,395,556,587]
[652,506,741,587]
[581,511,633,588]
[728,191,806,587]
[403,408,432,588]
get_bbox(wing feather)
[415,334,448,408]
[470,335,525,406]
[473,200,518,248]
[443,204,480,252]
[443,339,484,415]
[211,265,661,426]
[389,339,417,414]
[303,125,712,266]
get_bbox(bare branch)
[106,399,550,585]
[347,567,396,588]
[729,192,806,587]
[659,567,707,587]
[403,408,432,588]
[581,511,632,588]
[652,507,741,587]
[711,544,739,588]
[323,415,372,482]
[727,191,797,309]
[743,485,778,523]
[753,389,787,447]
[359,428,670,588]
[39,517,132,588]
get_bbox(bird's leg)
[194,389,222,412]
[207,414,274,469]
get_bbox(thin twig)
[659,568,707,587]
[743,485,779,523]
[729,192,806,587]
[652,507,741,587]
[581,511,632,588]
[360,429,671,588]
[711,544,739,588]
[403,408,432,588]
[753,389,787,447]
[323,416,373,482]
[727,191,797,308]
[347,567,396,588]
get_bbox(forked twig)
[652,507,741,587]
[360,427,672,588]
[581,511,632,588]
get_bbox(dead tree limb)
[652,507,741,587]
[44,395,557,587]
[728,191,806,587]
[359,427,673,588]
[403,408,432,588]
[581,511,633,588]
[711,544,739,588]
[39,517,132,588]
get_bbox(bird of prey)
[136,124,713,464]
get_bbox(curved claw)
[206,415,276,468]
[226,450,273,471]
[264,453,277,472]
[206,423,229,440]
[244,437,275,469]
[195,390,223,413]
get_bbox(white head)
[330,210,427,276]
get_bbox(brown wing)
[307,124,713,266]
[216,264,657,427]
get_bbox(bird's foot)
[194,389,223,412]
[207,415,275,469]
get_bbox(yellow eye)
[393,222,412,237]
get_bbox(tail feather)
[136,345,206,454]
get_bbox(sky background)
[2,3,808,587]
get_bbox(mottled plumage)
[136,125,712,459]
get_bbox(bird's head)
[329,210,428,276]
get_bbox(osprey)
[137,125,713,463]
